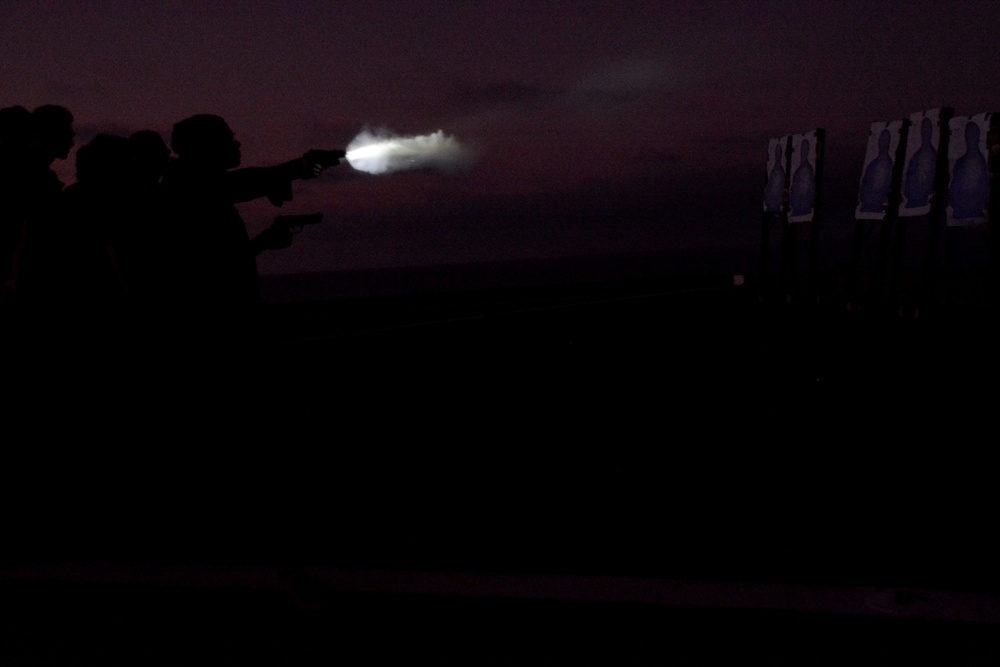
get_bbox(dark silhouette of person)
[14,133,128,313]
[129,129,173,186]
[30,104,76,165]
[789,138,815,218]
[0,105,33,298]
[763,142,785,214]
[949,120,989,220]
[10,104,76,299]
[110,129,173,309]
[902,117,937,211]
[858,129,893,214]
[157,113,337,335]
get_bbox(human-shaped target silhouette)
[788,135,816,222]
[901,116,937,213]
[949,120,989,221]
[763,138,787,214]
[857,128,894,217]
[946,113,991,226]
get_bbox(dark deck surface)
[2,274,998,664]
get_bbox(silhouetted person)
[0,105,32,298]
[30,104,75,165]
[858,129,893,215]
[158,113,337,339]
[129,129,172,187]
[14,133,128,314]
[109,129,173,309]
[10,104,76,299]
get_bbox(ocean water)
[259,245,757,303]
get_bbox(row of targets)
[761,109,997,309]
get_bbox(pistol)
[274,213,324,234]
[305,149,346,168]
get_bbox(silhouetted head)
[129,129,171,185]
[921,117,933,141]
[799,139,811,161]
[170,114,241,170]
[30,104,75,163]
[75,134,131,188]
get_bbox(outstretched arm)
[225,152,335,204]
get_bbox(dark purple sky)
[3,1,997,275]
